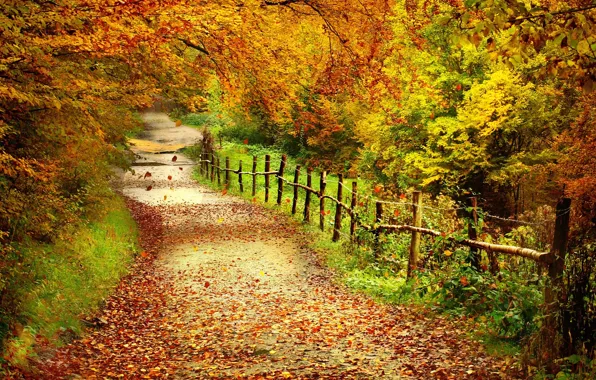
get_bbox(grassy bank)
[1,194,138,369]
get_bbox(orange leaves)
[144,171,152,179]
[204,281,210,288]
[460,276,469,286]
[373,185,382,194]
[243,139,249,145]
[455,83,462,91]
[175,120,182,127]
[222,189,228,196]
[399,193,406,200]
[394,209,400,217]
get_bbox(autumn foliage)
[2,0,596,374]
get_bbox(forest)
[1,0,595,378]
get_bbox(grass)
[2,194,138,368]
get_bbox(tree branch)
[179,39,209,56]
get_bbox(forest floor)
[32,112,523,379]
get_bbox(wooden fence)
[197,153,569,268]
[196,151,573,359]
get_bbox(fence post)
[210,153,215,182]
[277,155,287,206]
[467,197,481,270]
[252,156,257,197]
[408,191,422,279]
[374,201,383,258]
[199,153,204,176]
[205,153,210,178]
[292,165,301,215]
[238,160,243,192]
[319,171,327,231]
[202,153,207,177]
[304,168,312,223]
[332,174,343,242]
[350,181,357,238]
[225,157,230,186]
[543,197,572,361]
[488,249,499,275]
[216,156,221,186]
[199,151,204,176]
[264,154,271,202]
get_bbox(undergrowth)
[0,194,138,370]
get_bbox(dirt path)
[36,113,522,379]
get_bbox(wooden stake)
[238,160,243,192]
[252,156,257,197]
[374,201,383,258]
[467,197,481,270]
[199,153,204,176]
[205,153,210,178]
[277,155,287,205]
[543,198,572,360]
[319,171,327,231]
[332,174,343,242]
[292,165,301,215]
[304,167,312,222]
[264,154,270,202]
[225,157,230,185]
[408,191,422,279]
[350,181,357,238]
[210,153,215,182]
[216,156,221,185]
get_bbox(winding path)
[37,113,521,379]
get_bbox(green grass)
[2,195,138,367]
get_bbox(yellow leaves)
[443,250,453,257]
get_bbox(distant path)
[36,113,521,379]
